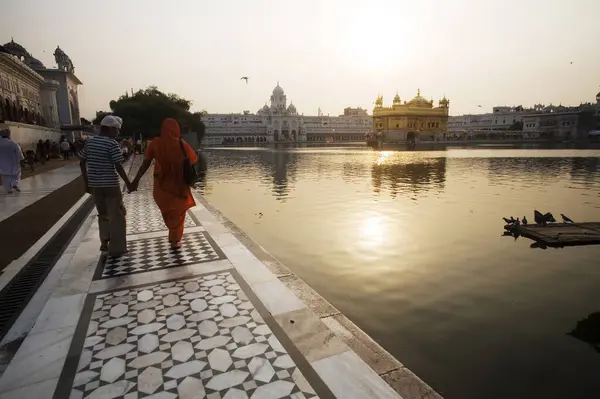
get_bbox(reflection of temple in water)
[258,150,298,199]
[485,157,600,186]
[487,158,568,182]
[569,157,600,186]
[371,158,446,198]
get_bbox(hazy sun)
[337,5,415,72]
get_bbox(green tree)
[93,86,205,140]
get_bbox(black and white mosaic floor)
[57,272,319,399]
[124,191,198,235]
[95,232,225,279]
[133,171,154,191]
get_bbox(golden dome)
[407,88,432,108]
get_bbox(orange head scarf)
[152,118,185,179]
[150,118,197,210]
[161,118,181,141]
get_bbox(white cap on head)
[100,115,123,129]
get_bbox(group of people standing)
[79,115,201,257]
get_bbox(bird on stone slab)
[561,213,574,223]
[240,76,249,84]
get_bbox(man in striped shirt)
[79,115,133,257]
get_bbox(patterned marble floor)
[95,232,225,279]
[56,272,319,398]
[124,190,198,235]
[134,171,154,191]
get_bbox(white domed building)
[256,83,304,142]
[202,83,371,145]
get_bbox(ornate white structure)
[0,39,82,128]
[202,83,371,145]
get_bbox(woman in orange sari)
[131,118,198,249]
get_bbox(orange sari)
[145,119,198,244]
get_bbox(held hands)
[127,179,139,193]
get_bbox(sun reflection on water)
[358,212,390,251]
[374,151,393,165]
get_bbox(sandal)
[170,242,182,250]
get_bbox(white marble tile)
[250,279,305,316]
[189,206,219,224]
[0,163,82,223]
[1,214,95,346]
[201,220,232,235]
[212,232,243,250]
[223,246,277,286]
[128,225,206,241]
[0,193,92,293]
[311,351,402,399]
[0,326,75,393]
[62,273,320,398]
[89,272,155,294]
[30,293,86,334]
[89,259,234,293]
[0,377,59,399]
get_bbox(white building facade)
[202,83,371,145]
[448,95,600,140]
[447,106,539,132]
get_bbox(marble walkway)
[0,156,407,399]
[0,163,82,223]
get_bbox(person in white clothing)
[60,140,71,160]
[0,128,24,193]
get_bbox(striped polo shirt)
[78,136,124,187]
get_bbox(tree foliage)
[93,86,205,139]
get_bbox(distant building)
[448,106,535,131]
[371,89,449,142]
[202,83,371,145]
[342,107,368,117]
[449,92,600,140]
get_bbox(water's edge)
[196,193,443,399]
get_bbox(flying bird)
[570,61,573,64]
[477,105,482,107]
[240,76,249,84]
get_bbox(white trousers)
[1,172,20,193]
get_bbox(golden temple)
[372,89,449,141]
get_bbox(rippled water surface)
[197,146,600,399]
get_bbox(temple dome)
[272,83,284,96]
[25,57,45,70]
[287,103,297,113]
[596,91,600,101]
[2,39,30,59]
[408,89,432,107]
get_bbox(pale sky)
[2,0,599,119]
